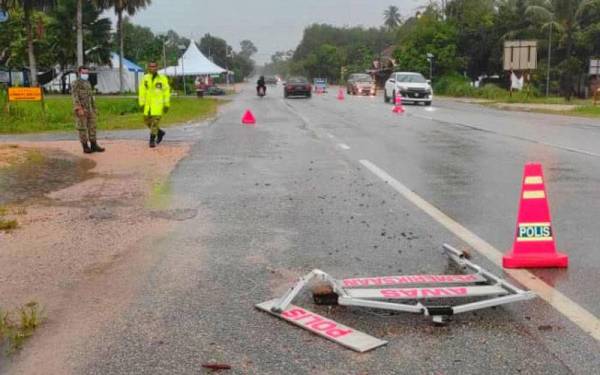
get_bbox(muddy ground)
[0,140,190,371]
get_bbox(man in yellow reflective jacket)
[139,62,171,148]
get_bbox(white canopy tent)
[160,42,227,77]
[44,53,144,94]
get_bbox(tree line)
[0,0,256,90]
[265,0,600,98]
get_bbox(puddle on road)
[0,146,95,204]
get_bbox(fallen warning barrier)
[257,244,535,352]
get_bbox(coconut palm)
[383,5,402,30]
[0,0,56,86]
[96,0,151,93]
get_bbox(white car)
[384,72,433,106]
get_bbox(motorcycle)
[257,85,266,98]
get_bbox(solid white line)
[359,159,600,341]
[410,113,600,158]
[338,143,351,150]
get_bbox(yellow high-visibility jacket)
[139,73,171,116]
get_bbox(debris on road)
[257,244,536,351]
[201,363,232,371]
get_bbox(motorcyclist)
[257,76,266,96]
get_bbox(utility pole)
[179,44,187,96]
[163,42,167,70]
[546,22,552,97]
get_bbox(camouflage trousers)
[144,116,162,136]
[75,113,97,143]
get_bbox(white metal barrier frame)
[269,244,536,324]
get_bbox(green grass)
[0,302,44,354]
[0,94,220,134]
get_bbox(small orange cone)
[503,163,568,268]
[392,95,405,113]
[242,110,256,126]
[337,88,345,101]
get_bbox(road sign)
[590,59,600,75]
[504,40,537,71]
[8,87,43,102]
[256,299,387,352]
[0,11,8,23]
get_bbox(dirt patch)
[0,140,190,374]
[0,145,95,205]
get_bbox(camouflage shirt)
[71,79,96,112]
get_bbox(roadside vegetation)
[434,74,600,117]
[265,1,600,103]
[0,302,44,354]
[0,95,220,134]
[0,0,256,88]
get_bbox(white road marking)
[411,113,600,158]
[338,143,351,150]
[359,159,600,341]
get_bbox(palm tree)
[524,0,588,98]
[0,0,56,86]
[97,0,151,93]
[383,5,402,30]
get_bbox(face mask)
[80,74,89,81]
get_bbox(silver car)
[384,72,433,106]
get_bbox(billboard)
[504,40,537,71]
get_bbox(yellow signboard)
[8,87,43,102]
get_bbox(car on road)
[384,72,433,106]
[265,76,278,85]
[284,77,312,98]
[346,73,377,96]
[205,86,226,96]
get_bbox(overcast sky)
[122,0,428,64]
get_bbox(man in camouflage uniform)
[139,62,170,148]
[71,66,105,154]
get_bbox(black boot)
[157,129,165,144]
[81,141,92,154]
[90,141,105,153]
[149,134,156,148]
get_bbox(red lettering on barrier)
[326,328,353,338]
[448,287,468,296]
[343,274,481,287]
[421,288,446,297]
[282,308,355,338]
[380,287,469,298]
[282,308,307,319]
[304,315,324,325]
[381,289,419,298]
[311,322,337,331]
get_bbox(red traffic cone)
[503,163,568,268]
[392,95,405,113]
[242,110,256,126]
[337,88,345,101]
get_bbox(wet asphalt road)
[37,87,600,373]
